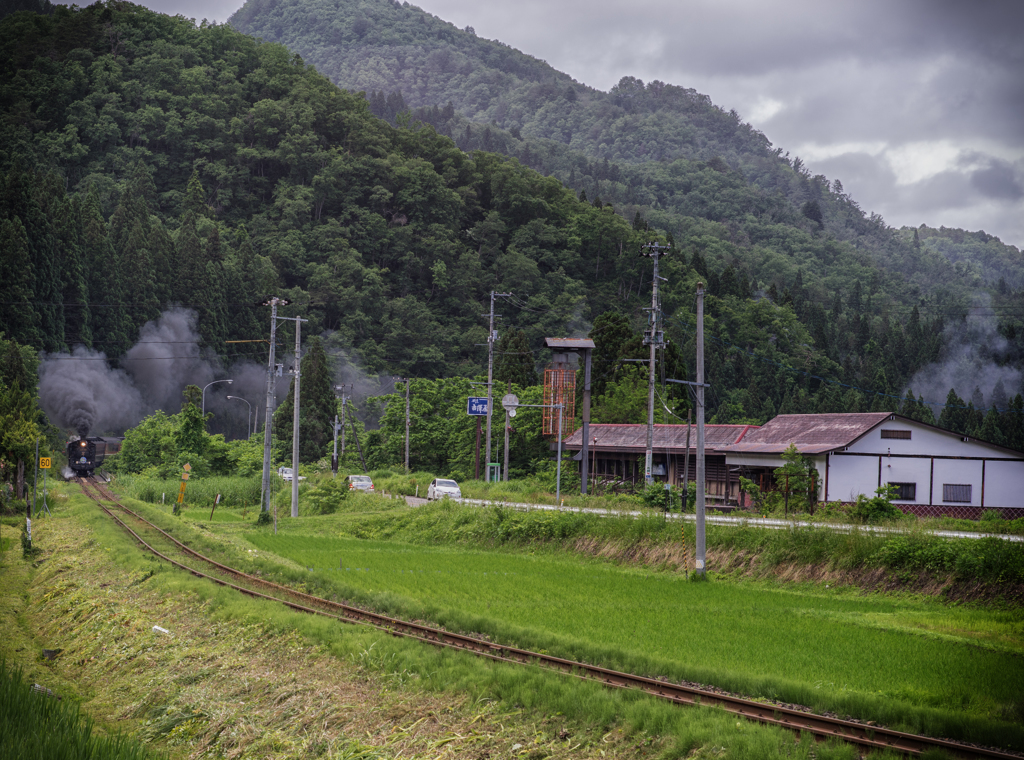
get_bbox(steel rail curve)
[78,478,1020,760]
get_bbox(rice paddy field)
[242,531,1023,732]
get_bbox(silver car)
[347,474,374,492]
[427,478,461,500]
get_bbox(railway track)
[78,477,1020,760]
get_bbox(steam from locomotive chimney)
[38,346,144,436]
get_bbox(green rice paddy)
[244,532,1024,732]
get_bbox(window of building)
[943,484,972,503]
[888,482,916,500]
[881,429,911,440]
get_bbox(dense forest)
[0,1,1023,476]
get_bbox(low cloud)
[905,295,1023,411]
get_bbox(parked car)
[347,474,374,492]
[427,478,461,501]
[277,467,305,482]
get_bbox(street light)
[202,379,233,416]
[226,395,252,437]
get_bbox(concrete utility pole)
[405,378,411,471]
[484,291,510,481]
[695,282,707,576]
[331,384,348,477]
[641,242,670,484]
[291,315,302,519]
[260,297,288,519]
[503,381,511,482]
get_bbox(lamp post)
[226,395,252,437]
[202,379,233,416]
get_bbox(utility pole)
[483,291,510,481]
[259,297,289,520]
[503,381,511,482]
[404,378,411,471]
[332,413,340,476]
[346,402,367,472]
[683,409,691,512]
[695,282,706,577]
[641,242,669,484]
[332,384,348,477]
[291,316,302,518]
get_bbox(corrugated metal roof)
[563,423,757,452]
[725,413,890,454]
[544,338,595,349]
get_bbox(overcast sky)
[83,0,1024,249]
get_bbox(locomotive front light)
[80,442,86,447]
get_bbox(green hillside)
[229,0,1024,294]
[1,1,1022,448]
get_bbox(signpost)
[39,456,51,517]
[467,397,489,415]
[175,463,191,515]
[501,394,518,482]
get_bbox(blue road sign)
[467,397,489,415]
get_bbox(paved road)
[402,494,1023,542]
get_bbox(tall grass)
[114,475,262,510]
[320,499,1024,586]
[0,661,154,760]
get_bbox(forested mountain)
[229,0,1024,298]
[0,1,1022,454]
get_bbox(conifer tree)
[937,389,964,433]
[224,227,268,361]
[110,172,160,333]
[81,187,131,357]
[0,217,39,346]
[1,168,62,349]
[979,407,1005,446]
[58,194,91,347]
[494,329,537,386]
[273,336,336,463]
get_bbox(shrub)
[851,485,904,524]
[303,476,349,515]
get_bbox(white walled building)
[724,413,1024,518]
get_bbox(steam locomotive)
[67,436,123,477]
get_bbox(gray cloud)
[968,158,1024,201]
